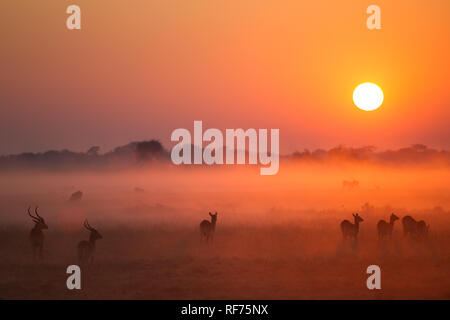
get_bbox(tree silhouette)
[135,140,164,161]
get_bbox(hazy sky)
[1,0,449,155]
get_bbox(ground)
[1,224,449,299]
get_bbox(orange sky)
[0,0,449,155]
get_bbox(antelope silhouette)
[28,206,48,260]
[377,213,399,240]
[78,219,102,264]
[200,212,217,242]
[340,213,364,240]
[402,215,429,239]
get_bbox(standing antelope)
[78,219,102,264]
[28,206,48,260]
[200,212,217,242]
[402,215,417,237]
[377,213,399,240]
[403,215,429,239]
[340,213,364,240]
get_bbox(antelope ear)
[352,213,356,217]
[209,212,213,217]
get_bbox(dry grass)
[1,223,450,299]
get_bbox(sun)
[353,82,384,111]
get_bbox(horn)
[28,206,39,222]
[35,206,43,220]
[84,219,92,230]
[86,220,94,229]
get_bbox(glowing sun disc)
[353,82,383,111]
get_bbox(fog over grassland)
[0,140,449,299]
[1,141,449,227]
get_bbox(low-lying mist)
[1,161,449,228]
[1,161,449,299]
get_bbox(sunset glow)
[0,0,449,303]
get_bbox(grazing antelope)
[78,220,102,264]
[28,206,48,260]
[200,212,217,242]
[417,220,429,238]
[340,213,364,240]
[377,213,399,240]
[402,215,429,239]
[402,215,416,236]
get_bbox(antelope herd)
[27,206,430,262]
[340,212,430,242]
[27,206,103,264]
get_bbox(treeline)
[0,140,170,171]
[289,144,450,166]
[0,142,448,171]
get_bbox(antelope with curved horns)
[200,212,218,242]
[78,219,102,264]
[28,206,48,260]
